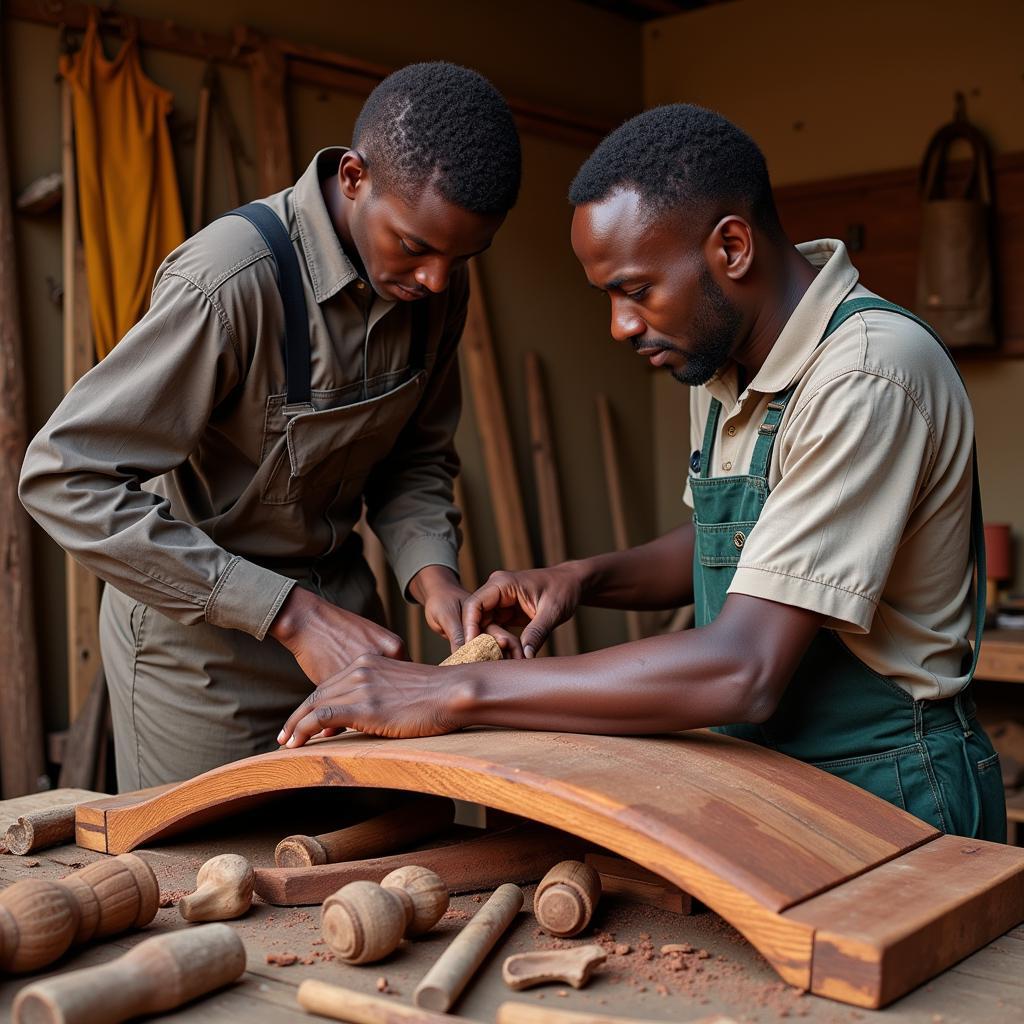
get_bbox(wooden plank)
[595,395,641,642]
[774,153,1024,358]
[784,834,1024,1008]
[453,476,479,593]
[584,853,692,914]
[190,67,213,233]
[61,79,101,725]
[73,729,953,995]
[0,44,45,799]
[524,353,578,657]
[354,510,391,626]
[237,31,293,195]
[462,260,533,572]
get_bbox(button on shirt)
[683,239,975,701]
[20,148,465,640]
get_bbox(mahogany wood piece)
[256,824,590,906]
[534,860,601,937]
[414,883,524,1011]
[463,260,533,572]
[0,56,45,800]
[12,923,245,1024]
[0,854,159,973]
[502,944,606,990]
[595,395,641,643]
[783,834,1024,1008]
[73,730,1024,1005]
[274,795,456,868]
[584,853,692,915]
[298,979,464,1024]
[524,352,579,657]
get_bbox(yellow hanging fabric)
[60,10,185,360]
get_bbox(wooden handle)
[298,979,466,1024]
[534,860,601,937]
[0,854,159,973]
[4,806,76,856]
[275,795,455,868]
[12,923,245,1024]
[496,1004,738,1024]
[414,883,523,1011]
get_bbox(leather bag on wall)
[916,95,997,348]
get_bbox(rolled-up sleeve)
[19,270,295,639]
[364,272,468,597]
[728,369,935,633]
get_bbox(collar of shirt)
[292,146,381,305]
[705,238,860,407]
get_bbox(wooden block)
[584,853,692,914]
[4,805,77,856]
[784,834,1024,1008]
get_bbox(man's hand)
[278,655,473,746]
[269,586,407,688]
[463,563,585,658]
[409,565,523,658]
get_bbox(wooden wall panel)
[774,152,1024,357]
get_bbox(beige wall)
[645,0,1024,587]
[6,2,647,727]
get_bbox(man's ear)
[338,150,369,201]
[705,215,754,282]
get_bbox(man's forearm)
[575,523,695,611]
[449,627,751,734]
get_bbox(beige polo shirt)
[683,239,975,701]
[20,148,465,641]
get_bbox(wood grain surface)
[72,728,973,998]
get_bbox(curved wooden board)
[75,729,940,992]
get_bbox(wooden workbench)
[2,789,1023,1024]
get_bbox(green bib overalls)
[692,298,1005,841]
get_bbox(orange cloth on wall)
[60,12,185,360]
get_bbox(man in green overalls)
[278,104,1005,843]
[21,63,522,791]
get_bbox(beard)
[632,266,743,387]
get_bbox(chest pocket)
[259,369,426,507]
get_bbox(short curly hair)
[353,62,521,216]
[569,104,782,236]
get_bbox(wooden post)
[525,353,578,656]
[237,30,293,194]
[462,260,532,572]
[61,80,102,723]
[453,476,478,593]
[0,62,46,797]
[191,66,213,233]
[596,394,641,643]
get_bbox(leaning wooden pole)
[61,80,102,721]
[525,352,578,656]
[596,394,642,643]
[462,260,533,572]
[0,62,46,796]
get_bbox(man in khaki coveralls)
[20,63,521,790]
[279,105,1005,842]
